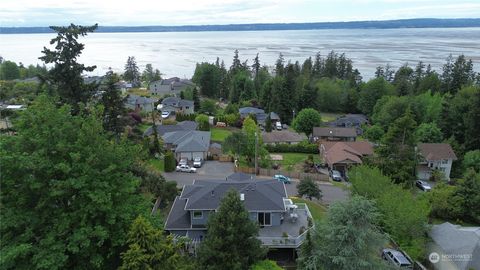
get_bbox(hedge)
[164,151,176,172]
[265,142,319,154]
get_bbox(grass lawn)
[290,197,327,222]
[127,88,151,97]
[211,127,232,142]
[320,112,343,122]
[147,158,164,172]
[275,153,320,172]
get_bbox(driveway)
[163,161,349,204]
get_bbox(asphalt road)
[163,161,349,205]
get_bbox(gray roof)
[182,178,287,211]
[161,97,194,108]
[313,127,357,138]
[126,94,156,106]
[331,114,368,127]
[163,131,211,152]
[430,222,480,270]
[263,130,307,143]
[226,172,254,181]
[164,197,191,229]
[143,121,197,137]
[239,107,265,117]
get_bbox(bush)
[175,112,197,122]
[164,151,176,172]
[265,142,319,154]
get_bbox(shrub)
[164,151,176,172]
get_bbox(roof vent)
[329,130,333,134]
[211,190,215,197]
[240,193,245,201]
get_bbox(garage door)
[180,152,192,160]
[192,152,204,160]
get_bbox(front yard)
[147,158,164,172]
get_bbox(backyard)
[211,127,233,142]
[290,197,327,222]
[273,153,320,172]
[147,158,164,172]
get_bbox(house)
[319,141,374,176]
[149,78,195,96]
[160,97,195,115]
[125,94,156,113]
[328,114,369,135]
[239,107,280,126]
[143,121,197,137]
[312,127,357,142]
[165,175,314,249]
[417,143,457,181]
[162,130,211,161]
[428,222,480,270]
[208,143,222,159]
[262,130,307,145]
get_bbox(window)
[442,159,448,164]
[193,211,203,219]
[258,212,271,226]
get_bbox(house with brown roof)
[312,127,357,142]
[417,143,457,181]
[319,141,374,177]
[262,130,307,145]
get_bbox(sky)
[1,0,480,27]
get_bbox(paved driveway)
[163,161,349,204]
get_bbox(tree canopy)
[292,108,322,137]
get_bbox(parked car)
[176,164,196,173]
[329,170,343,182]
[273,174,291,184]
[381,248,413,269]
[161,111,170,119]
[178,158,188,166]
[193,157,203,168]
[415,180,432,192]
[275,122,283,130]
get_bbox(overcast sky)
[1,0,480,27]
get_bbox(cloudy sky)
[1,0,479,27]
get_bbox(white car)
[161,111,170,119]
[416,180,432,192]
[275,122,282,130]
[176,164,196,173]
[193,157,203,168]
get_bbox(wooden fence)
[235,167,328,182]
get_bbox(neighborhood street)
[163,161,349,205]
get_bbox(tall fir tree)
[39,23,98,114]
[100,71,126,135]
[196,189,266,270]
[124,56,140,87]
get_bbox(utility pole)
[255,131,258,176]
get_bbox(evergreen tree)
[464,88,480,151]
[120,216,192,270]
[100,71,126,135]
[124,56,140,87]
[164,151,176,172]
[377,108,417,185]
[192,88,200,112]
[197,189,266,270]
[274,53,284,77]
[300,196,388,270]
[0,95,149,269]
[296,229,316,270]
[39,23,98,114]
[230,49,242,75]
[264,114,272,132]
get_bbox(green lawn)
[147,158,164,172]
[274,152,320,172]
[211,127,232,142]
[138,123,151,133]
[320,112,342,122]
[290,197,327,222]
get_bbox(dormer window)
[193,211,203,219]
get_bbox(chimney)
[240,193,245,201]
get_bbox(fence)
[235,167,328,182]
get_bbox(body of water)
[1,28,479,79]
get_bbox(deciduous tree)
[292,108,322,138]
[297,177,322,201]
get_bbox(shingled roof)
[143,121,197,137]
[313,127,357,138]
[321,141,374,167]
[418,143,457,161]
[162,131,210,152]
[263,130,307,144]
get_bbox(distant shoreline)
[1,18,479,34]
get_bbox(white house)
[417,143,457,181]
